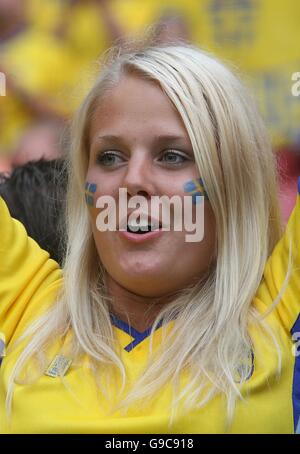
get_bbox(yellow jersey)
[0,180,300,433]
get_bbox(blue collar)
[110,313,163,352]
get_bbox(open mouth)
[126,222,161,234]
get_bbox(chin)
[116,267,169,296]
[121,263,161,278]
[121,279,169,298]
[118,254,164,276]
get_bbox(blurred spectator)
[27,0,62,34]
[11,120,65,168]
[0,159,67,265]
[0,0,127,156]
[0,0,75,154]
[152,9,190,44]
[0,155,12,174]
[0,0,25,41]
[63,0,125,47]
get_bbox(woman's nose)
[122,152,155,198]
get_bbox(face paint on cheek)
[183,177,209,204]
[85,182,97,207]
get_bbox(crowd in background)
[0,0,300,263]
[0,0,191,167]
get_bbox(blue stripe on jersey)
[110,314,163,352]
[298,176,300,195]
[291,313,300,432]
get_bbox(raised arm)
[0,197,62,343]
[255,177,300,331]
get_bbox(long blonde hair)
[6,42,291,424]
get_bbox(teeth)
[127,220,160,232]
[128,220,148,229]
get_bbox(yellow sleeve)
[0,197,62,345]
[255,177,300,333]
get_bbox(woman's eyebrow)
[91,134,123,146]
[94,134,189,144]
[90,134,194,159]
[152,134,189,144]
[90,134,126,150]
[96,134,123,142]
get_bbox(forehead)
[89,74,189,142]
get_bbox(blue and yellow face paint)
[183,177,209,204]
[85,182,97,207]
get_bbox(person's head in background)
[11,120,65,169]
[0,155,12,174]
[0,159,67,266]
[153,9,190,44]
[0,0,26,40]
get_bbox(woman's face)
[87,74,216,297]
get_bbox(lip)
[118,228,164,243]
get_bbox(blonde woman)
[0,43,299,434]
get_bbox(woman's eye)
[159,150,188,165]
[96,152,124,167]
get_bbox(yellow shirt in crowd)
[0,181,300,433]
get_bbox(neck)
[106,276,176,332]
